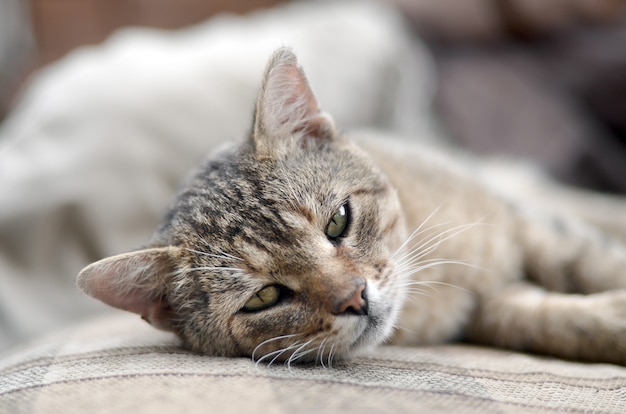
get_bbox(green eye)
[326,203,349,239]
[243,285,280,312]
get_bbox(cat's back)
[350,130,511,227]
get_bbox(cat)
[77,48,626,366]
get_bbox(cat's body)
[78,48,626,365]
[360,131,626,363]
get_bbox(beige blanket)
[2,313,625,413]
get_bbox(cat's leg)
[516,211,626,293]
[468,282,626,364]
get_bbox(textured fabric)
[1,313,625,414]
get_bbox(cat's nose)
[333,281,368,316]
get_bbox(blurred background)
[2,0,626,192]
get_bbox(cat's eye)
[326,203,349,239]
[243,285,281,312]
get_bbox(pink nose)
[333,283,368,316]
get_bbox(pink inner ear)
[270,62,324,135]
[89,275,157,317]
[255,48,335,144]
[279,64,321,119]
[77,248,178,331]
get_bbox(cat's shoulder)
[348,129,478,178]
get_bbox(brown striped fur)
[78,48,626,365]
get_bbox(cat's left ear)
[252,48,336,155]
[76,247,181,332]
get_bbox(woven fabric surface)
[1,313,625,414]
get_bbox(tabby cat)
[77,48,626,365]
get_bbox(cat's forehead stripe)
[294,204,315,223]
[352,181,390,197]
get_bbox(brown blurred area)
[30,0,285,66]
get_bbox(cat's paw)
[541,290,626,365]
[577,290,626,364]
[590,290,626,328]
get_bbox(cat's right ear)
[252,48,336,155]
[76,247,181,332]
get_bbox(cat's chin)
[273,308,397,364]
[334,304,400,361]
[354,315,396,354]
[342,285,405,359]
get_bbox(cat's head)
[77,48,407,363]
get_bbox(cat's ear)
[252,48,335,155]
[76,247,181,332]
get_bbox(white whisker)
[397,279,471,296]
[392,204,445,258]
[259,342,303,367]
[185,266,243,273]
[317,338,328,368]
[395,280,465,290]
[413,260,485,275]
[185,247,242,262]
[396,259,485,277]
[395,257,466,273]
[399,221,486,268]
[400,288,435,298]
[287,340,315,369]
[392,325,418,336]
[252,333,301,364]
[327,343,336,369]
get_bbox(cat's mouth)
[248,298,397,365]
[348,282,402,352]
[337,302,397,358]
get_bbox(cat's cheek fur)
[211,277,403,362]
[227,308,327,361]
